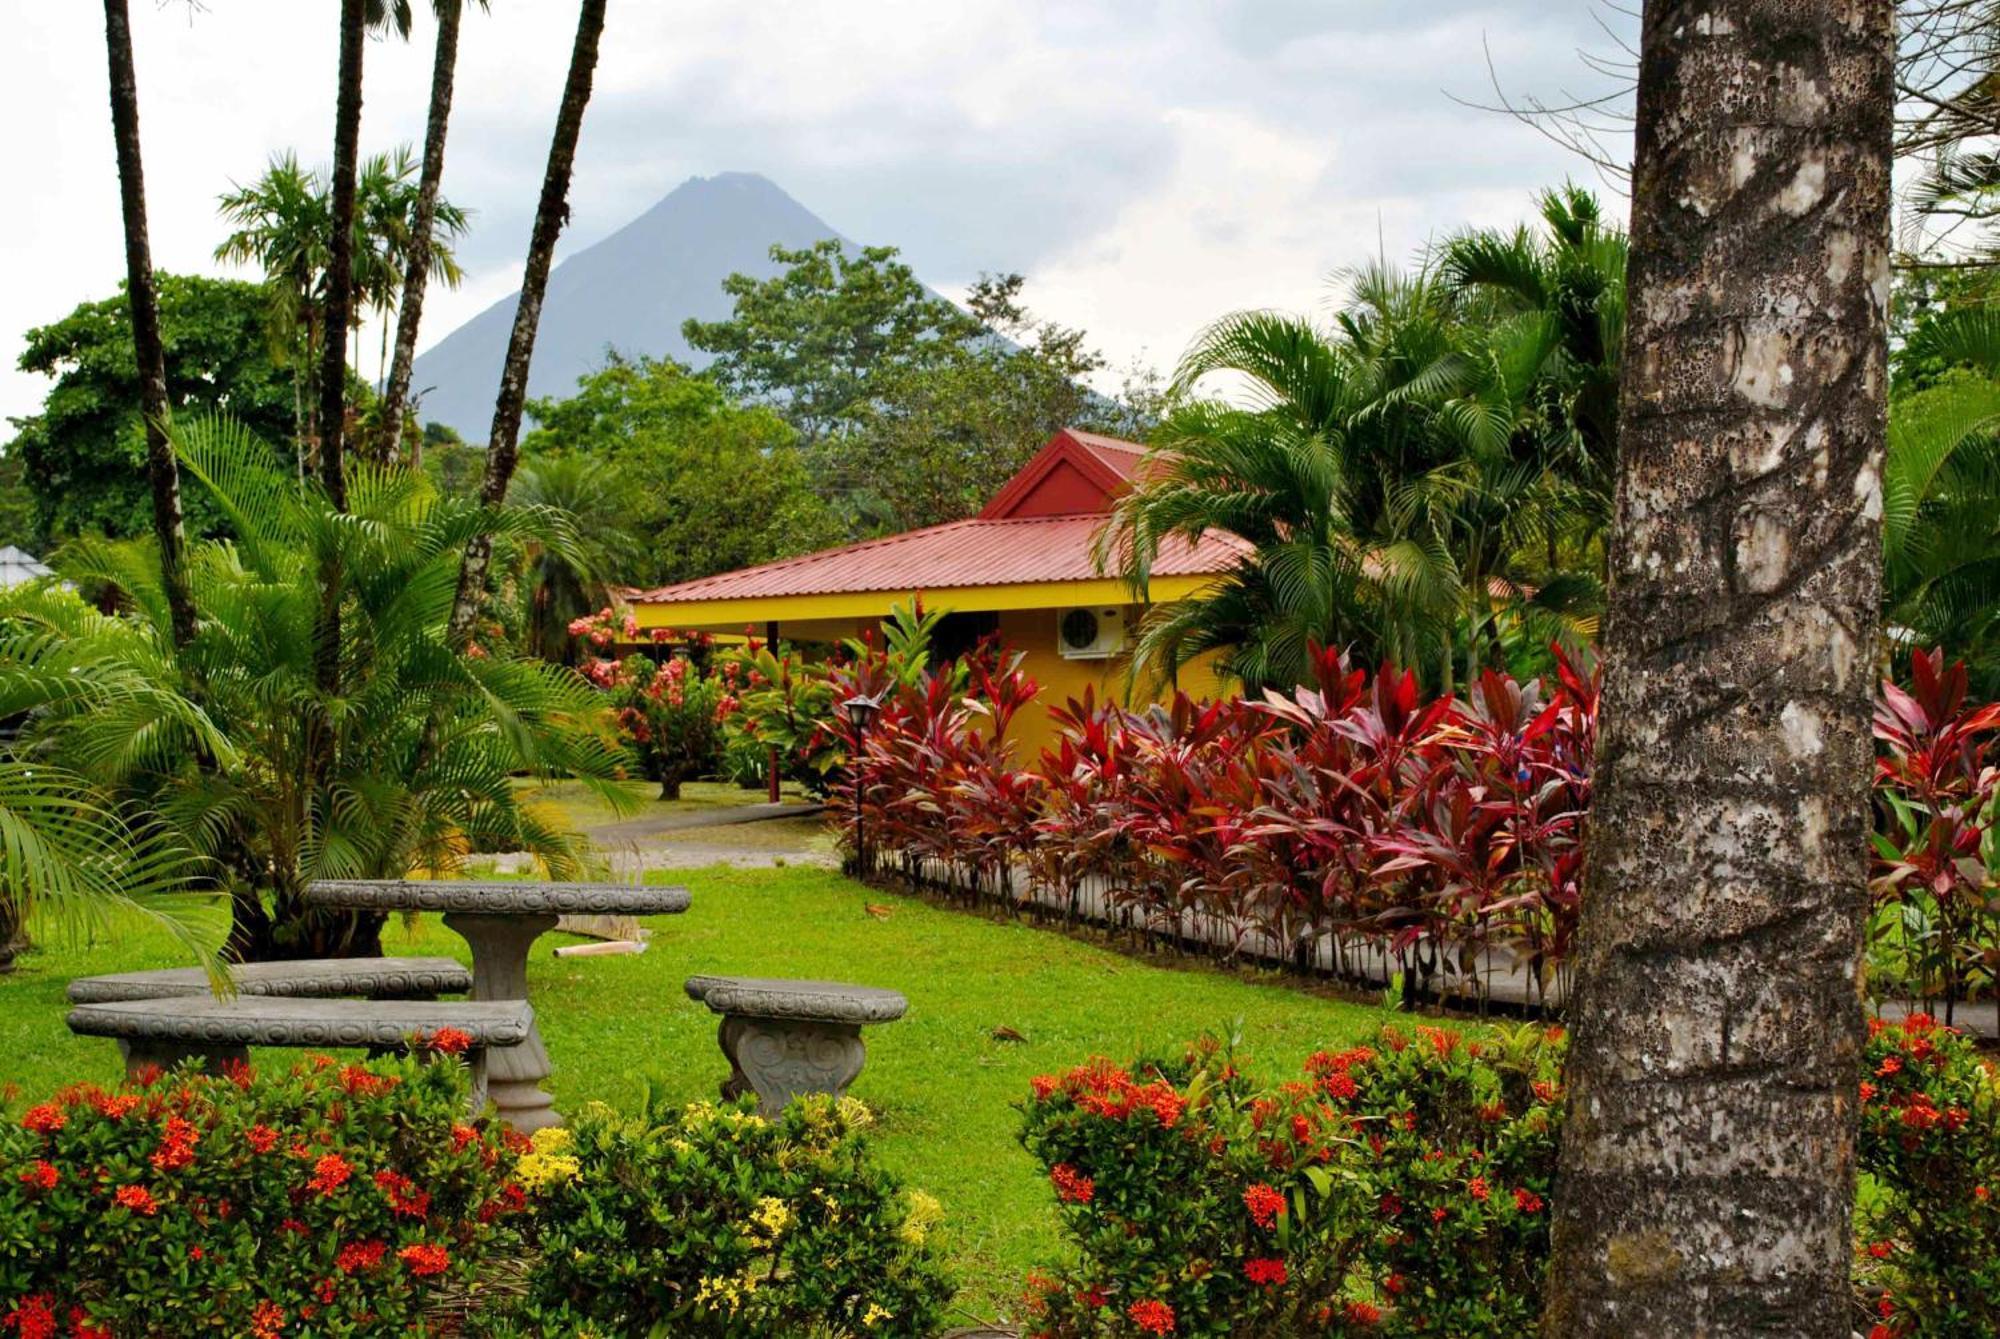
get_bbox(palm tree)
[379,1,488,464]
[449,0,608,647]
[0,416,627,961]
[100,0,197,649]
[1544,1,1894,1333]
[510,452,635,664]
[1103,255,1602,694]
[218,148,469,462]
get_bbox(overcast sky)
[1,1,1634,427]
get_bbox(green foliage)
[503,1093,954,1337]
[520,353,842,589]
[686,244,1153,534]
[683,239,981,445]
[0,1052,520,1336]
[1017,1024,1564,1338]
[508,453,634,663]
[0,415,626,957]
[7,275,295,542]
[1855,1014,2000,1339]
[720,641,845,795]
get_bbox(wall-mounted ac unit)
[1058,606,1126,660]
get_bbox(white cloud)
[0,0,1631,427]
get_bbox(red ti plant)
[1871,647,2000,1023]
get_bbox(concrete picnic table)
[305,879,691,1131]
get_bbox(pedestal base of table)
[446,910,561,1132]
[717,1015,868,1108]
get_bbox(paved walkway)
[586,800,823,844]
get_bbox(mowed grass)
[0,865,1391,1319]
[509,776,813,832]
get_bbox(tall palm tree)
[317,0,369,507]
[1544,1,1894,1333]
[379,1,487,464]
[448,0,608,647]
[100,0,197,649]
[217,148,468,461]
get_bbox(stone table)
[306,880,691,1130]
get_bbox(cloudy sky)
[1,1,1634,426]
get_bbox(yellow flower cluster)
[862,1302,894,1328]
[516,1125,582,1189]
[749,1195,794,1241]
[695,1271,760,1314]
[899,1189,943,1247]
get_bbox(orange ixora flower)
[398,1243,450,1277]
[420,1027,474,1056]
[113,1184,158,1216]
[1048,1163,1094,1205]
[18,1161,58,1192]
[1126,1299,1175,1335]
[20,1104,64,1136]
[305,1153,352,1197]
[248,1300,285,1339]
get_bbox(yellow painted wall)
[995,607,1230,758]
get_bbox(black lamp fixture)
[842,692,883,737]
[841,693,883,877]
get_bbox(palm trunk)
[316,0,365,511]
[447,0,606,648]
[102,0,196,650]
[378,0,465,464]
[1544,3,1893,1336]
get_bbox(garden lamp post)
[842,693,882,877]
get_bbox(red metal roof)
[631,514,1246,605]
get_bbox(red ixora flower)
[249,1300,285,1339]
[2,1295,56,1339]
[1243,1257,1288,1287]
[398,1243,450,1277]
[1512,1187,1543,1214]
[374,1170,430,1218]
[1244,1183,1285,1229]
[113,1184,158,1216]
[421,1028,473,1056]
[17,1161,58,1192]
[1345,1300,1383,1326]
[1049,1163,1095,1205]
[306,1153,352,1197]
[151,1115,200,1172]
[336,1239,388,1274]
[1467,1176,1491,1202]
[1127,1298,1176,1335]
[245,1125,279,1155]
[20,1104,64,1136]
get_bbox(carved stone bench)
[684,975,907,1108]
[67,956,472,1004]
[65,997,533,1112]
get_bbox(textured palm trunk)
[316,0,364,510]
[102,0,197,650]
[377,0,465,464]
[1544,3,1893,1336]
[447,0,606,648]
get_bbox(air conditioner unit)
[1058,606,1126,660]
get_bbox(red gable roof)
[630,429,1246,607]
[978,428,1154,519]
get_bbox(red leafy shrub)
[0,1055,519,1336]
[1017,1024,1565,1338]
[1855,1014,2000,1339]
[1871,648,2000,1019]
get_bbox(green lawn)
[0,865,1390,1322]
[510,776,813,831]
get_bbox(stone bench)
[67,956,472,1004]
[684,975,907,1108]
[65,997,533,1112]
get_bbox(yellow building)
[627,429,1242,753]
